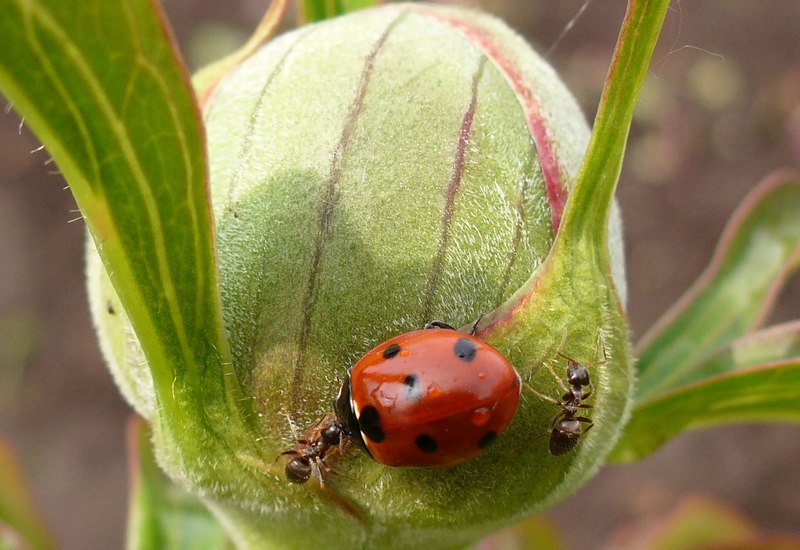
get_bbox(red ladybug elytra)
[334,321,521,468]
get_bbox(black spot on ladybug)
[454,338,477,362]
[383,343,402,359]
[106,300,115,315]
[478,431,497,449]
[403,374,422,401]
[358,406,385,443]
[415,434,438,453]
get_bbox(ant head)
[321,422,342,446]
[566,362,590,386]
[556,329,608,375]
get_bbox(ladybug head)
[332,369,368,453]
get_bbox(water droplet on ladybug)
[471,407,491,426]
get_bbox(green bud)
[88,4,631,548]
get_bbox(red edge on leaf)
[402,4,567,233]
[636,169,800,353]
[125,416,146,495]
[198,0,289,110]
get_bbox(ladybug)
[334,321,520,468]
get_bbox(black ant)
[528,331,606,455]
[281,414,347,485]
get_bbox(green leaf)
[0,439,56,550]
[636,171,800,400]
[0,1,241,430]
[127,418,232,550]
[610,324,800,462]
[298,0,382,25]
[660,319,800,387]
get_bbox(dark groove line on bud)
[496,150,535,303]
[291,13,408,407]
[420,56,487,323]
[222,31,310,211]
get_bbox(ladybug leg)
[424,321,456,330]
[468,314,485,335]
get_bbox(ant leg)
[541,361,572,395]
[532,430,550,444]
[553,328,581,366]
[275,449,297,465]
[556,349,581,367]
[425,321,455,330]
[310,460,325,488]
[523,381,564,409]
[534,409,566,444]
[575,417,594,432]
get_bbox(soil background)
[1,1,798,548]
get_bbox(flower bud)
[88,4,630,548]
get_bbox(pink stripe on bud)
[407,6,567,232]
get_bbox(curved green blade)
[662,319,800,388]
[611,322,800,462]
[636,171,800,400]
[0,0,236,423]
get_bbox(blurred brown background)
[1,1,798,548]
